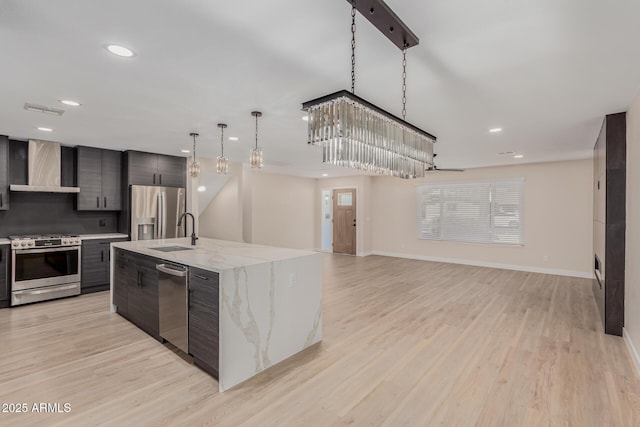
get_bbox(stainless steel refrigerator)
[130,185,186,241]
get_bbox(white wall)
[198,160,244,242]
[625,89,640,371]
[249,171,317,250]
[371,159,593,276]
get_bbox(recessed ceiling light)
[322,173,328,177]
[181,149,190,153]
[228,137,239,141]
[106,44,135,58]
[514,154,524,158]
[37,127,53,132]
[302,116,309,122]
[489,128,503,133]
[197,186,206,192]
[59,100,81,107]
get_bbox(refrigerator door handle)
[160,191,167,239]
[156,191,162,239]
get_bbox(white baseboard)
[624,328,640,378]
[367,250,593,279]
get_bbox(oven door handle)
[13,283,80,296]
[14,246,81,255]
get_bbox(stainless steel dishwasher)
[156,263,189,353]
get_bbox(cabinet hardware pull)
[137,271,142,287]
[101,250,104,262]
[194,274,209,281]
[104,196,107,208]
[188,289,193,309]
[0,193,3,207]
[159,174,162,185]
[97,197,100,208]
[153,173,156,184]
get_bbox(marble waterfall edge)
[219,254,322,391]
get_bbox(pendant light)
[249,111,263,168]
[301,0,436,179]
[188,132,200,178]
[217,123,229,174]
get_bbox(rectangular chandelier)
[302,90,436,179]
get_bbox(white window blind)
[417,178,524,245]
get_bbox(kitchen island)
[110,237,322,392]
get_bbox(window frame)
[417,177,525,246]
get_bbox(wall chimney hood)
[9,140,80,193]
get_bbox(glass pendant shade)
[216,156,228,174]
[302,90,435,179]
[216,123,228,175]
[189,160,200,178]
[249,147,263,168]
[188,132,200,178]
[250,111,264,169]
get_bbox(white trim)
[368,250,593,279]
[623,328,640,378]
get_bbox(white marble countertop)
[112,237,317,273]
[0,238,9,245]
[80,233,129,241]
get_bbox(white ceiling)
[1,0,639,177]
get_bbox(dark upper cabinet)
[189,267,220,378]
[126,151,186,188]
[0,136,9,210]
[0,245,8,304]
[81,237,128,294]
[126,151,157,186]
[156,155,186,187]
[76,147,122,211]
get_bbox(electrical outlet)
[288,273,295,288]
[99,219,106,227]
[543,255,549,262]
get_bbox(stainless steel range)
[9,234,82,306]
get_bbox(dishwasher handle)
[156,263,188,277]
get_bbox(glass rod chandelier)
[302,0,436,179]
[216,123,229,174]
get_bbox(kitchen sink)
[150,246,195,252]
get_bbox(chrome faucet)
[177,212,198,246]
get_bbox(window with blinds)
[417,178,524,245]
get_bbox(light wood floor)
[1,254,639,426]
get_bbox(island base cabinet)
[113,249,160,340]
[188,267,219,378]
[113,250,129,315]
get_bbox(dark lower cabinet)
[114,249,130,315]
[188,267,220,378]
[81,238,128,294]
[113,249,160,339]
[0,245,8,308]
[0,135,9,211]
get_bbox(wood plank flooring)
[1,254,639,426]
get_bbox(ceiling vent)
[23,102,65,116]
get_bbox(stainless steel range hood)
[9,140,80,193]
